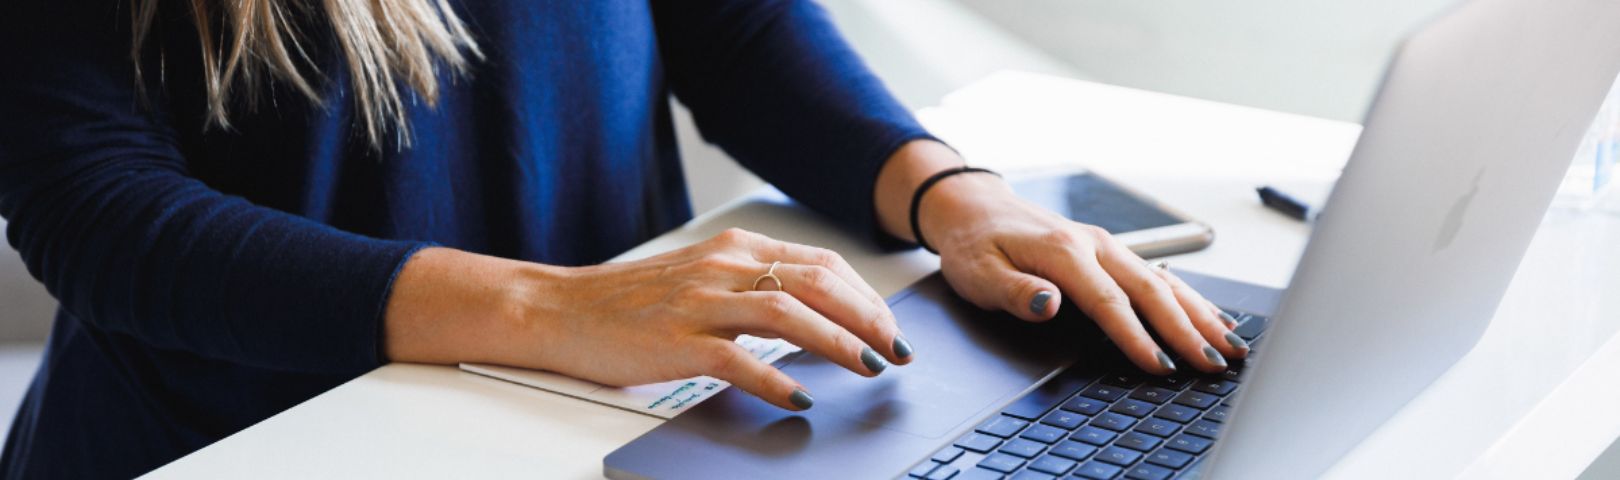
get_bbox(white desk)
[148,72,1620,479]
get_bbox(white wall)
[951,0,1460,122]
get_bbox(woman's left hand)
[876,141,1248,375]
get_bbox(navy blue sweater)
[0,0,930,477]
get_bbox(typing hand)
[878,141,1246,374]
[385,229,910,411]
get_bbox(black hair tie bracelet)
[908,166,1001,254]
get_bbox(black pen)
[1256,186,1315,222]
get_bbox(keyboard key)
[1109,399,1156,418]
[1090,412,1137,432]
[1186,419,1221,438]
[1116,431,1163,452]
[932,446,965,464]
[977,452,1026,473]
[1072,426,1118,446]
[1166,434,1214,454]
[1133,417,1181,438]
[1102,373,1144,388]
[1061,396,1108,416]
[1096,446,1143,466]
[1192,379,1237,396]
[1149,375,1194,391]
[1219,366,1243,383]
[955,432,1004,453]
[1049,440,1098,461]
[1009,471,1054,480]
[1074,461,1124,480]
[926,463,959,480]
[999,438,1047,459]
[1124,463,1175,480]
[1234,314,1269,340]
[1002,371,1098,420]
[1040,410,1087,430]
[926,465,961,480]
[956,467,1005,480]
[1152,404,1200,424]
[1145,449,1194,469]
[1172,391,1219,410]
[1029,454,1078,475]
[1205,405,1232,423]
[910,462,940,478]
[976,415,1031,438]
[1129,386,1177,405]
[1080,384,1127,402]
[1020,424,1067,444]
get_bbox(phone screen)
[1012,172,1187,234]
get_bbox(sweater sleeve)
[0,1,426,374]
[650,0,936,247]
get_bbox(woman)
[0,0,1248,477]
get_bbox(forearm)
[873,140,1017,246]
[382,247,564,366]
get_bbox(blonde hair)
[131,0,483,148]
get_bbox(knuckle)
[701,344,741,377]
[758,291,796,321]
[1040,228,1081,247]
[1084,288,1132,312]
[810,248,843,268]
[717,228,754,245]
[804,265,840,293]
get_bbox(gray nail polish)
[1029,291,1053,315]
[892,336,914,359]
[1203,345,1229,368]
[1155,350,1177,372]
[1225,331,1250,351]
[861,347,889,374]
[1219,311,1239,328]
[789,388,815,410]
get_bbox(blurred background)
[30,2,1620,472]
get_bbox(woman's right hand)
[383,228,912,411]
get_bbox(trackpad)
[777,274,1084,439]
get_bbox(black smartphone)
[1011,171,1214,258]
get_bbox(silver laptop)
[605,0,1620,478]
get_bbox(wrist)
[916,172,1015,252]
[382,247,566,366]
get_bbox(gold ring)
[752,261,784,291]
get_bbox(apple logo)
[1433,169,1484,252]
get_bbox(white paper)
[459,335,801,419]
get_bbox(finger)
[693,339,814,411]
[731,291,891,377]
[1005,234,1175,375]
[943,250,1062,322]
[758,240,889,316]
[1208,300,1240,330]
[771,263,911,365]
[744,237,911,362]
[1152,267,1249,359]
[1094,244,1227,373]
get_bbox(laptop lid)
[1203,0,1620,478]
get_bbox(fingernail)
[789,388,815,410]
[1224,331,1249,351]
[892,336,914,359]
[1218,311,1239,328]
[1155,350,1177,372]
[1029,291,1053,315]
[1203,345,1229,368]
[861,347,889,374]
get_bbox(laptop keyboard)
[903,309,1271,480]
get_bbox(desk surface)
[149,72,1620,479]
